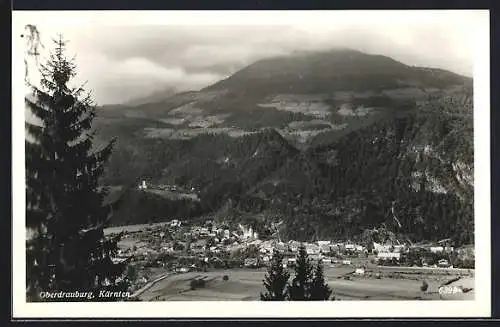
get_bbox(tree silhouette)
[309,263,333,300]
[25,34,128,301]
[260,250,290,301]
[287,244,314,300]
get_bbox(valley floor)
[136,266,474,301]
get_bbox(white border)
[12,10,491,318]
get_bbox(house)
[438,259,451,268]
[342,260,352,265]
[112,257,131,264]
[271,242,285,253]
[317,241,330,246]
[345,244,355,250]
[309,254,321,262]
[319,244,331,254]
[259,247,270,254]
[373,242,392,253]
[355,245,365,252]
[354,267,365,275]
[430,246,444,253]
[377,252,401,260]
[138,180,148,190]
[305,244,320,255]
[239,224,258,240]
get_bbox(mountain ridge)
[94,49,473,245]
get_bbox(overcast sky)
[16,11,480,105]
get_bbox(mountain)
[205,49,469,94]
[125,87,178,106]
[95,48,473,245]
[236,95,473,243]
[94,49,470,148]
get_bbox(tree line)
[260,245,334,301]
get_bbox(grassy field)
[138,266,474,301]
[104,222,171,235]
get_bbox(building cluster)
[110,219,472,290]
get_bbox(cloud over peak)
[17,12,476,104]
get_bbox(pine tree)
[260,250,290,301]
[309,263,333,300]
[287,244,314,300]
[25,34,128,301]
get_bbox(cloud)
[20,13,475,104]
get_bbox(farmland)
[137,266,474,301]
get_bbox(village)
[106,210,474,294]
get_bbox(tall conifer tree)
[309,263,333,300]
[287,244,314,300]
[25,34,128,301]
[260,250,290,301]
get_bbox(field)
[104,222,171,235]
[137,266,474,301]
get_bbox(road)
[130,272,173,298]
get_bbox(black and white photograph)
[12,10,491,318]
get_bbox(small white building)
[430,246,445,253]
[138,180,148,190]
[305,244,320,255]
[377,252,401,260]
[319,244,331,253]
[354,267,365,275]
[438,259,451,267]
[373,242,392,253]
[355,245,365,252]
[345,244,355,250]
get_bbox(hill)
[95,49,473,245]
[94,49,471,147]
[125,87,178,106]
[205,49,469,94]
